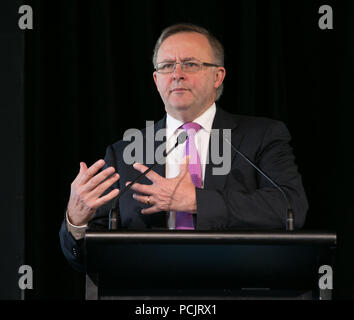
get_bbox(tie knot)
[181,122,202,135]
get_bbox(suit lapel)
[204,107,244,190]
[138,115,167,228]
[139,114,167,176]
[151,114,167,178]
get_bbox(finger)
[77,159,106,185]
[89,173,120,199]
[83,166,116,193]
[80,162,88,173]
[132,193,152,205]
[133,162,161,183]
[141,206,159,214]
[128,182,153,195]
[72,162,88,184]
[94,188,119,209]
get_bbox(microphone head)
[177,131,188,145]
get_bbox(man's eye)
[185,62,198,67]
[161,63,174,69]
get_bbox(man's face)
[153,32,225,121]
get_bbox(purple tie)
[175,122,202,230]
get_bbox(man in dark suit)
[59,23,308,271]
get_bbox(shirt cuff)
[66,211,88,240]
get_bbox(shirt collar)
[166,102,216,139]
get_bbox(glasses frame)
[154,59,220,74]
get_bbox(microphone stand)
[224,137,295,231]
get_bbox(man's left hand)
[128,156,197,214]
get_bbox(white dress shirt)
[67,103,217,238]
[165,103,216,229]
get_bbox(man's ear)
[153,71,158,88]
[214,67,226,89]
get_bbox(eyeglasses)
[155,59,220,74]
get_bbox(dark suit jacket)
[59,107,308,271]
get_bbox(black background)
[1,0,353,299]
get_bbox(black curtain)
[0,0,25,300]
[24,0,354,299]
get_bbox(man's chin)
[172,104,190,111]
[167,100,192,111]
[164,103,191,119]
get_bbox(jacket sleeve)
[59,218,86,272]
[196,120,308,230]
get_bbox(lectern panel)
[85,230,336,299]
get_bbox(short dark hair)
[153,23,225,100]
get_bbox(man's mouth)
[171,88,189,93]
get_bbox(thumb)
[179,155,190,176]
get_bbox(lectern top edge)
[85,230,337,245]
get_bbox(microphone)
[109,131,188,230]
[223,136,294,231]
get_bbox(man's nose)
[172,63,185,80]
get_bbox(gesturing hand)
[129,156,197,214]
[67,159,120,226]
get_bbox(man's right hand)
[67,159,120,226]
